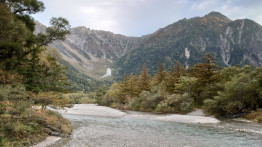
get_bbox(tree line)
[97,54,262,119]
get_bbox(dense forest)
[96,54,262,122]
[0,0,72,146]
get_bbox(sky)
[32,0,262,37]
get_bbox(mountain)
[34,22,149,91]
[49,26,150,79]
[113,11,262,78]
[35,22,149,79]
[35,12,262,82]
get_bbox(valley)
[1,0,262,145]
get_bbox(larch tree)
[139,63,150,91]
[189,53,221,105]
[151,62,167,87]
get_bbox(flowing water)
[50,104,262,147]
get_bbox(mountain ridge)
[35,11,262,81]
[112,12,262,79]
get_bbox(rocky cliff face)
[35,22,148,79]
[113,12,262,78]
[60,26,144,62]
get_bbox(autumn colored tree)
[190,53,221,105]
[151,62,167,87]
[139,63,150,91]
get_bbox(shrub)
[245,111,262,123]
[127,97,142,111]
[203,71,261,117]
[155,93,193,113]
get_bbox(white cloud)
[191,0,220,10]
[33,0,262,36]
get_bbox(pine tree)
[151,62,167,87]
[139,63,150,91]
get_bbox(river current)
[49,104,262,147]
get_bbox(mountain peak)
[205,11,231,22]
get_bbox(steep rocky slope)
[35,22,148,79]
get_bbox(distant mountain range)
[35,11,262,81]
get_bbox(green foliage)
[203,66,262,117]
[0,1,73,146]
[1,0,45,15]
[166,61,186,93]
[189,54,221,105]
[95,85,108,105]
[102,54,262,119]
[65,63,112,92]
[37,17,71,46]
[127,89,162,111]
[155,93,194,113]
[62,92,96,104]
[0,84,27,99]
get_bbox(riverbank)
[34,105,219,146]
[48,104,262,147]
[32,136,61,147]
[34,105,262,146]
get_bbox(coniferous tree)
[120,74,130,103]
[139,63,150,91]
[127,73,139,97]
[190,53,221,104]
[167,61,186,93]
[151,62,167,87]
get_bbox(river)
[48,104,262,147]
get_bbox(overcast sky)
[33,0,262,37]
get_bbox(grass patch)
[0,108,71,146]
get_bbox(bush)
[245,111,262,123]
[127,97,143,111]
[203,71,261,117]
[127,90,163,111]
[155,93,193,113]
[0,84,28,101]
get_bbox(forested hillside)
[113,12,262,79]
